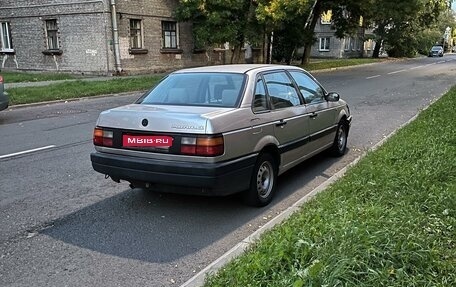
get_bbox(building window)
[130,19,143,49]
[162,21,178,49]
[319,37,330,51]
[365,39,373,51]
[45,19,59,50]
[354,37,360,51]
[344,37,350,51]
[350,37,355,50]
[0,22,13,52]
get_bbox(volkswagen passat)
[91,65,352,206]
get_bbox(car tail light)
[93,127,113,147]
[181,136,224,156]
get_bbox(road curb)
[179,95,438,287]
[310,57,413,74]
[5,91,145,110]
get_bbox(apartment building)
[0,0,207,75]
[311,10,375,59]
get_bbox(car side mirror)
[325,92,340,102]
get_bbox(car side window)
[263,72,301,109]
[253,78,269,113]
[289,71,325,104]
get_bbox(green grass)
[304,58,384,71]
[5,58,386,105]
[204,88,456,286]
[1,71,77,83]
[7,75,162,105]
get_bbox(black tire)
[243,153,277,207]
[330,120,348,157]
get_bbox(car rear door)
[259,71,310,172]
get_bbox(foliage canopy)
[175,0,455,62]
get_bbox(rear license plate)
[122,135,174,147]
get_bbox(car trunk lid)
[94,104,230,155]
[96,104,234,134]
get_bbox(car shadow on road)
[41,151,350,264]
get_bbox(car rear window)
[138,72,246,108]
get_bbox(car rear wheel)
[330,120,348,157]
[243,153,277,207]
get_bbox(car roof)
[172,64,304,74]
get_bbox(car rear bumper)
[91,152,257,196]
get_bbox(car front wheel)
[243,153,277,207]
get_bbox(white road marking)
[366,75,381,79]
[410,65,424,70]
[0,145,56,159]
[387,69,406,75]
[437,60,445,64]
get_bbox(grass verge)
[1,71,77,83]
[303,58,384,71]
[204,87,456,286]
[7,75,162,105]
[6,58,386,105]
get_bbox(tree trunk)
[372,41,381,58]
[302,45,312,65]
[262,31,268,63]
[265,32,272,64]
[372,23,386,58]
[301,0,322,65]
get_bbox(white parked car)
[91,64,352,206]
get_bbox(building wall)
[0,0,261,74]
[114,0,207,74]
[0,0,209,75]
[0,0,111,74]
[311,17,364,59]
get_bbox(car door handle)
[309,113,318,119]
[275,120,287,127]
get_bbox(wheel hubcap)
[337,126,346,151]
[257,161,273,198]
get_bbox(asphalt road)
[0,55,455,287]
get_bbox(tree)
[256,0,323,64]
[174,0,261,63]
[329,0,451,57]
[175,0,454,66]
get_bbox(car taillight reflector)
[93,128,113,147]
[180,136,224,156]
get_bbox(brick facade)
[0,0,208,75]
[0,0,110,74]
[114,0,206,73]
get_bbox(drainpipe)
[110,0,122,74]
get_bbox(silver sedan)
[91,64,352,206]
